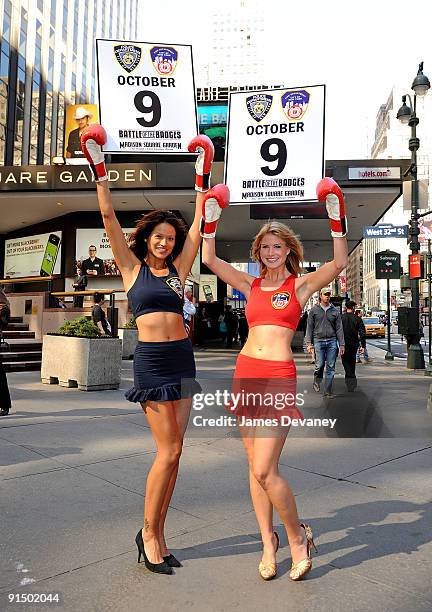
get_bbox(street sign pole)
[385,277,394,360]
[425,239,432,376]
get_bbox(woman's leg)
[252,430,308,565]
[239,425,277,564]
[158,398,192,556]
[142,400,183,563]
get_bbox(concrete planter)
[118,328,138,359]
[41,335,122,391]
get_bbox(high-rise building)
[0,0,139,166]
[207,0,266,87]
[362,83,432,309]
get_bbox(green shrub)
[57,316,101,337]
[122,316,137,329]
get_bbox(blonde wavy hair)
[251,221,304,276]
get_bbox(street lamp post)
[396,61,430,369]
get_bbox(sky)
[138,0,432,160]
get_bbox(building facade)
[0,0,139,167]
[363,82,432,310]
[346,243,363,305]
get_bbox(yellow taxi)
[363,317,385,338]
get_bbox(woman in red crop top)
[202,178,348,582]
[81,125,230,575]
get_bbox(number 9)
[134,91,161,128]
[260,138,287,176]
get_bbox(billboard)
[64,104,99,164]
[4,232,62,278]
[75,228,135,276]
[96,39,197,154]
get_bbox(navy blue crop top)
[127,261,184,319]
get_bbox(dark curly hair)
[128,210,188,262]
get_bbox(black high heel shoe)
[163,553,182,568]
[135,530,173,575]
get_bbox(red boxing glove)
[81,125,108,182]
[200,184,230,238]
[188,134,214,192]
[316,177,347,238]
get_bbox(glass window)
[0,51,9,80]
[37,0,44,12]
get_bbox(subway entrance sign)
[375,250,401,279]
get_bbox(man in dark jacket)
[306,287,345,398]
[341,300,366,392]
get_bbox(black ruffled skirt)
[125,338,200,403]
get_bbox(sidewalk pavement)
[0,347,431,612]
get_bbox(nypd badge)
[150,46,178,76]
[271,292,291,310]
[114,44,142,73]
[281,90,310,121]
[166,276,183,300]
[246,94,273,122]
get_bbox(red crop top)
[245,275,302,331]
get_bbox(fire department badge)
[150,46,178,75]
[271,292,290,310]
[246,94,273,122]
[114,44,142,73]
[166,276,184,299]
[281,90,310,121]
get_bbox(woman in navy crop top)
[202,179,348,582]
[81,125,223,574]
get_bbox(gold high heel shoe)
[258,531,279,581]
[289,523,317,581]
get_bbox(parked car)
[363,317,386,338]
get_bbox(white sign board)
[4,232,62,278]
[348,167,401,180]
[75,228,135,276]
[199,274,218,303]
[96,39,198,154]
[224,85,325,205]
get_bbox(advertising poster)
[96,39,198,154]
[225,84,325,205]
[4,232,62,278]
[75,228,134,276]
[64,103,99,164]
[199,274,218,303]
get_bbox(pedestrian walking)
[305,287,345,398]
[355,310,370,362]
[82,124,225,574]
[91,293,111,335]
[224,305,238,348]
[341,300,366,391]
[0,287,11,416]
[202,176,348,581]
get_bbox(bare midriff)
[136,312,188,342]
[241,325,295,361]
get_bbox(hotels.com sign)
[348,167,401,180]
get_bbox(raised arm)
[174,135,214,283]
[201,186,255,297]
[81,126,140,277]
[297,178,348,305]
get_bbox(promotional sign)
[375,250,401,280]
[96,39,198,154]
[409,254,423,279]
[419,216,432,251]
[224,84,325,205]
[64,104,99,164]
[75,228,135,276]
[338,275,347,293]
[348,167,400,180]
[363,224,408,239]
[199,274,218,302]
[198,105,228,127]
[4,231,62,278]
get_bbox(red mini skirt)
[228,353,304,420]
